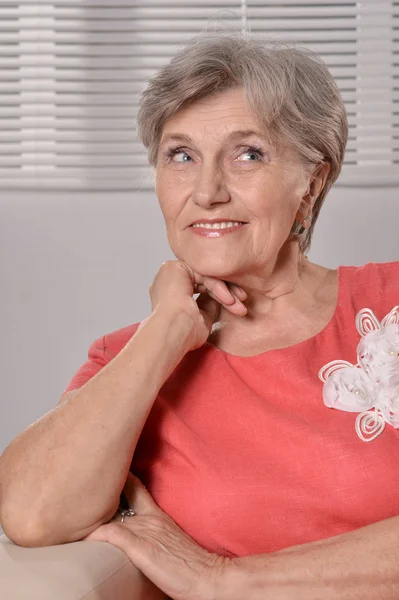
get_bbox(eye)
[236,146,264,162]
[164,148,192,163]
[162,145,265,165]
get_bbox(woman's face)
[155,87,310,281]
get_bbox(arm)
[0,310,192,548]
[0,260,246,549]
[223,514,399,599]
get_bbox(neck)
[209,244,337,355]
[222,242,314,322]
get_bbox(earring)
[291,215,312,236]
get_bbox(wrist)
[201,555,248,600]
[146,307,194,359]
[216,556,261,600]
[121,310,193,397]
[150,306,195,351]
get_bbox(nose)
[191,160,230,208]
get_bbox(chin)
[183,253,240,280]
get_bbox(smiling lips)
[189,220,247,237]
[192,220,245,229]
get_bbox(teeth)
[192,221,244,229]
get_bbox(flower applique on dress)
[318,305,399,442]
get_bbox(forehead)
[161,88,261,142]
[158,88,301,168]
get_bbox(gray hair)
[137,30,348,254]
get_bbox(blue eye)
[163,144,265,164]
[165,148,192,163]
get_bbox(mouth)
[189,220,247,230]
[188,220,248,237]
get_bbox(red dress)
[63,261,399,557]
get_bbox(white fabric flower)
[318,305,399,442]
[357,323,399,386]
[323,366,377,412]
[377,385,399,428]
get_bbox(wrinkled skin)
[84,472,233,600]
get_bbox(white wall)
[1,185,397,455]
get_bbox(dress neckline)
[204,265,344,360]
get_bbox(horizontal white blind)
[0,1,398,190]
[247,0,399,186]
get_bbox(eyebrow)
[160,130,270,146]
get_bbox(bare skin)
[0,261,248,547]
[207,259,338,356]
[155,86,334,355]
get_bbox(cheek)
[156,170,188,214]
[157,183,193,242]
[158,200,172,224]
[156,186,178,225]
[155,169,174,208]
[156,198,183,252]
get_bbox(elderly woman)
[1,30,399,600]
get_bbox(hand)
[83,472,232,600]
[149,260,247,351]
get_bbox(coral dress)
[63,261,399,557]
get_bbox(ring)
[119,508,136,523]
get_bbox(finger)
[122,471,161,516]
[195,281,247,315]
[228,284,247,301]
[227,300,247,316]
[206,290,247,316]
[196,282,247,303]
[195,284,208,294]
[84,524,112,543]
[196,276,235,306]
[196,294,220,331]
[84,522,131,548]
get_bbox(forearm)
[0,310,192,547]
[224,515,399,599]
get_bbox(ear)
[295,161,331,224]
[306,161,331,205]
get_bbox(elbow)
[0,462,52,547]
[0,499,120,548]
[1,513,83,548]
[0,509,54,548]
[0,501,72,547]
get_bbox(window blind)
[0,0,398,191]
[246,0,399,186]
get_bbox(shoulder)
[341,260,399,280]
[339,260,399,319]
[102,321,142,361]
[340,260,399,290]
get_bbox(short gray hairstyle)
[137,30,348,254]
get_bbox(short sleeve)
[61,322,141,398]
[62,335,109,396]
